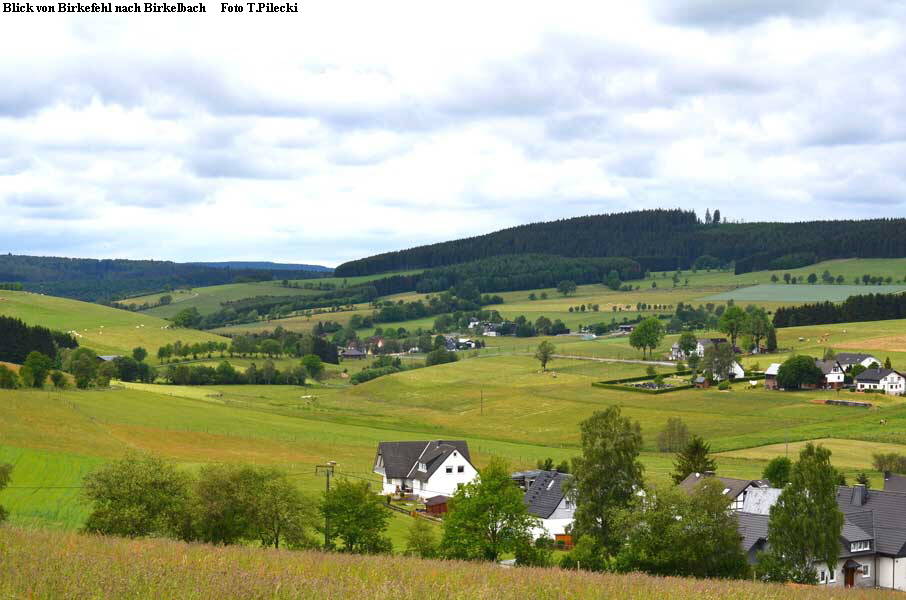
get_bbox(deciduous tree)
[321,478,391,554]
[762,456,792,487]
[534,340,556,371]
[718,305,748,348]
[629,317,665,359]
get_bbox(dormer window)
[418,462,427,472]
[851,540,870,552]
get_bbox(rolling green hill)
[0,290,227,355]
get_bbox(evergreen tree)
[672,436,716,484]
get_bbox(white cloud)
[0,0,905,265]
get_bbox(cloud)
[0,1,904,265]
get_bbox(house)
[523,470,575,545]
[678,472,770,511]
[696,338,729,357]
[693,375,710,389]
[373,440,477,499]
[815,359,846,389]
[424,495,450,516]
[855,369,906,395]
[457,338,478,350]
[836,353,882,372]
[764,363,781,390]
[442,335,459,351]
[736,484,906,590]
[96,355,121,363]
[618,324,636,333]
[703,359,745,382]
[340,347,366,360]
[511,469,544,491]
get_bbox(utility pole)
[316,461,336,549]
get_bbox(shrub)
[717,380,731,391]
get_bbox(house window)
[457,465,464,473]
[565,499,572,510]
[445,466,453,474]
[863,563,871,578]
[851,541,870,552]
[418,462,427,472]
[829,569,836,583]
[819,570,827,584]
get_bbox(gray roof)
[736,512,770,553]
[842,510,874,544]
[885,473,906,493]
[97,355,121,361]
[741,487,782,515]
[855,368,902,383]
[524,470,570,519]
[375,440,471,480]
[424,495,449,506]
[765,363,781,376]
[678,473,768,500]
[836,353,879,365]
[815,359,842,375]
[837,486,906,556]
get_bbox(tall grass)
[0,526,897,599]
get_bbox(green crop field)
[124,282,323,318]
[707,284,906,303]
[1,526,895,600]
[0,290,228,356]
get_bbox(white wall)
[415,451,478,499]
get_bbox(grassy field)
[4,526,895,600]
[707,284,906,303]
[717,438,903,469]
[123,282,323,318]
[0,290,229,355]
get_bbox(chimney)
[852,484,867,506]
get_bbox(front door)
[844,567,855,588]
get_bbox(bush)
[717,380,731,390]
[0,365,18,389]
[50,371,66,389]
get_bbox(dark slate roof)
[424,495,449,506]
[524,470,571,519]
[815,359,842,375]
[342,348,366,356]
[885,473,906,493]
[407,441,473,483]
[678,473,767,499]
[855,368,901,383]
[700,338,728,347]
[842,510,874,543]
[375,440,471,479]
[837,486,906,556]
[836,353,878,365]
[736,512,769,552]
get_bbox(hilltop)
[335,209,906,277]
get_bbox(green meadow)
[0,290,228,356]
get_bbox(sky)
[1,1,905,267]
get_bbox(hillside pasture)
[125,282,322,318]
[0,290,228,356]
[717,438,904,470]
[707,284,906,303]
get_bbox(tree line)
[333,208,906,277]
[772,292,906,327]
[0,254,331,302]
[157,332,339,365]
[161,355,325,386]
[0,316,78,364]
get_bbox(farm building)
[837,353,882,371]
[678,472,771,511]
[373,440,477,500]
[815,359,846,389]
[340,347,366,360]
[855,369,906,395]
[764,363,781,390]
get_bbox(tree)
[82,452,192,538]
[23,351,53,388]
[856,472,871,489]
[656,417,690,453]
[404,517,439,558]
[717,305,748,348]
[671,435,716,484]
[0,365,18,389]
[301,354,324,380]
[766,326,778,352]
[615,478,749,579]
[556,280,577,296]
[629,317,665,359]
[566,407,644,556]
[822,347,836,360]
[425,348,459,366]
[702,342,736,381]
[132,347,148,363]
[255,469,318,549]
[704,209,711,224]
[321,478,391,554]
[677,331,697,360]
[0,462,11,523]
[172,306,202,328]
[758,443,844,584]
[159,294,172,305]
[96,361,118,387]
[885,357,893,369]
[66,347,98,388]
[807,273,818,284]
[534,340,556,371]
[712,209,721,225]
[762,456,792,487]
[776,355,824,390]
[50,371,66,388]
[440,457,538,562]
[604,270,622,291]
[746,308,771,351]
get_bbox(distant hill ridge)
[335,209,906,277]
[186,261,332,272]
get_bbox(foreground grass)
[0,526,897,600]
